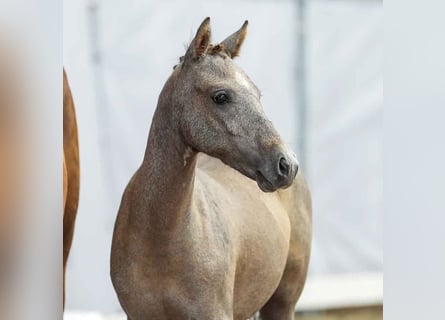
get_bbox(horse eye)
[212,91,230,105]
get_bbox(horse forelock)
[176,42,230,68]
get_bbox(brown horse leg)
[259,288,298,320]
[259,296,295,320]
[259,256,309,320]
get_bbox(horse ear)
[185,17,212,61]
[220,20,248,59]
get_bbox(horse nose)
[256,152,298,192]
[278,156,290,177]
[277,154,298,179]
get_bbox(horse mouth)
[255,170,277,193]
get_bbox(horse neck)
[132,97,197,234]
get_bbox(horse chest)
[123,234,234,319]
[114,162,294,319]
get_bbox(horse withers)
[111,18,312,320]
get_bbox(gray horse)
[111,17,312,320]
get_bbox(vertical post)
[87,0,116,198]
[296,0,308,173]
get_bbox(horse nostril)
[278,156,290,177]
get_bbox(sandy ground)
[65,305,383,320]
[297,305,383,320]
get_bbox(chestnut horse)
[63,69,80,305]
[111,18,311,320]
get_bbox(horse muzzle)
[255,151,299,193]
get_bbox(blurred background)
[63,0,382,319]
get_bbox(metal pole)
[87,1,116,199]
[296,0,308,173]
